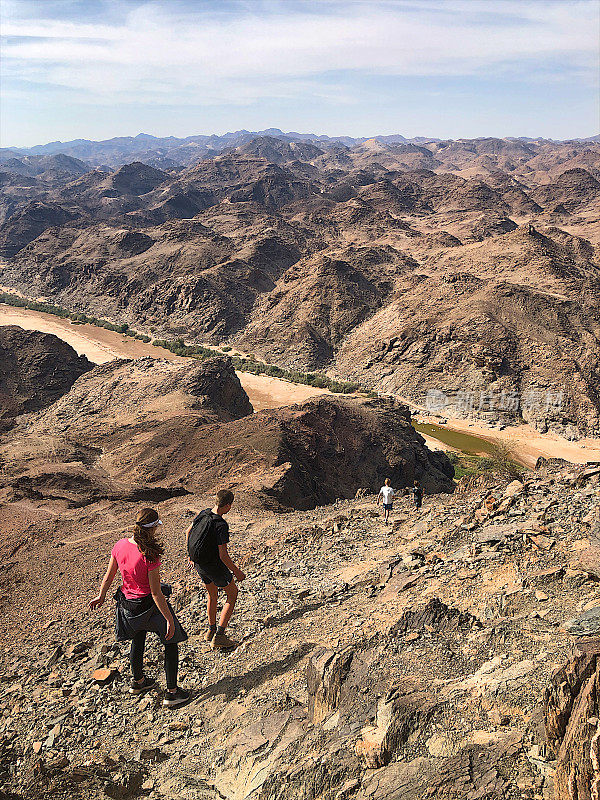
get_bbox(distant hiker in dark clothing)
[186,489,246,650]
[411,480,424,510]
[90,507,190,708]
[377,478,396,524]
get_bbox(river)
[412,422,499,456]
[2,302,600,465]
[0,303,329,412]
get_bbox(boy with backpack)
[411,480,424,510]
[186,489,245,649]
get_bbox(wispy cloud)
[2,0,598,107]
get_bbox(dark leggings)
[130,631,179,690]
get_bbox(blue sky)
[1,0,598,147]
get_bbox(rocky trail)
[3,462,600,800]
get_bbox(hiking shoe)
[129,677,157,695]
[162,688,190,708]
[205,627,216,642]
[211,632,237,650]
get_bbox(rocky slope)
[2,450,600,799]
[0,326,92,430]
[333,225,600,437]
[0,354,452,511]
[1,135,600,435]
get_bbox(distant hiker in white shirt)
[377,478,396,524]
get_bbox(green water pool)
[412,422,498,456]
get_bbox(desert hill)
[229,136,326,166]
[5,128,597,171]
[0,152,90,183]
[0,346,453,511]
[0,326,92,430]
[1,133,600,436]
[532,168,600,212]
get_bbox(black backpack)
[187,512,218,563]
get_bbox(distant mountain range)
[2,128,598,170]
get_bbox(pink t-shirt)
[111,538,161,599]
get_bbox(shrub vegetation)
[153,338,360,394]
[0,292,151,341]
[447,445,524,480]
[0,292,362,395]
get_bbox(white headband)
[140,519,162,528]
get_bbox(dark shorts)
[195,562,233,588]
[383,503,393,511]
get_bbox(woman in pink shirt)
[90,507,189,708]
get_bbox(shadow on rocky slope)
[0,326,92,431]
[0,351,453,510]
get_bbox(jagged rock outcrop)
[307,648,354,724]
[250,395,454,509]
[182,356,254,419]
[545,653,600,800]
[0,326,92,429]
[355,684,438,768]
[389,597,480,637]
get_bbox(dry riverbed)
[2,302,600,465]
[0,304,329,412]
[0,304,181,364]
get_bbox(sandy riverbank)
[0,305,328,412]
[440,418,600,469]
[392,384,600,467]
[3,303,600,466]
